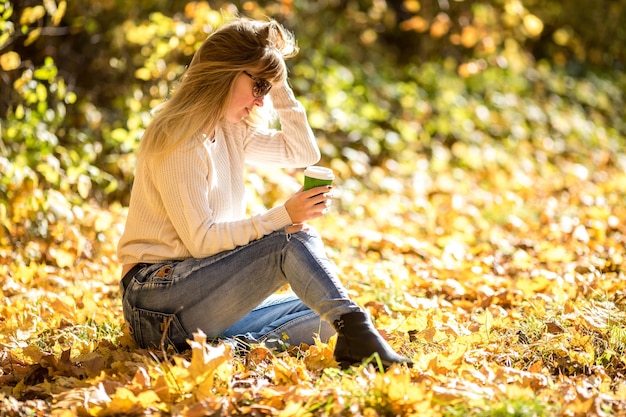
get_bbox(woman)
[117,17,411,369]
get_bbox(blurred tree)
[0,0,624,211]
[382,0,625,72]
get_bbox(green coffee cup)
[303,166,334,190]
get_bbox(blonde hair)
[139,17,298,157]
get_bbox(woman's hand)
[284,186,333,225]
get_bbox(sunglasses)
[243,70,272,98]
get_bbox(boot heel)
[333,311,412,369]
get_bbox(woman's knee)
[286,227,325,251]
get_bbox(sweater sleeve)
[151,145,293,258]
[243,81,321,167]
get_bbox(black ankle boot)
[333,311,413,369]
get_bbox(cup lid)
[304,166,334,180]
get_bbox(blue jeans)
[121,228,360,351]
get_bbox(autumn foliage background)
[1,0,626,415]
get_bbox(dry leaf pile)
[1,141,626,416]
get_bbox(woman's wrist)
[270,79,290,97]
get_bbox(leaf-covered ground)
[2,136,626,416]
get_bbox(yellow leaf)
[528,359,543,373]
[523,14,544,37]
[24,27,42,46]
[430,13,451,38]
[48,247,76,268]
[403,0,421,13]
[19,5,46,25]
[537,244,573,263]
[130,367,151,391]
[553,28,572,46]
[194,374,216,401]
[107,387,161,414]
[246,346,273,366]
[184,1,210,19]
[134,67,152,80]
[413,327,438,343]
[461,26,480,48]
[382,366,430,405]
[73,352,106,378]
[400,16,429,33]
[273,356,309,385]
[77,174,91,199]
[304,335,337,371]
[50,409,76,417]
[52,1,66,26]
[94,212,113,232]
[546,321,565,334]
[137,390,167,410]
[563,388,595,414]
[279,401,313,417]
[178,397,223,417]
[0,51,21,71]
[442,343,467,368]
[151,374,175,403]
[187,331,230,383]
[15,345,45,363]
[496,366,548,389]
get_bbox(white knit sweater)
[117,82,320,265]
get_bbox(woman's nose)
[253,96,265,107]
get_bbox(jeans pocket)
[130,307,189,352]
